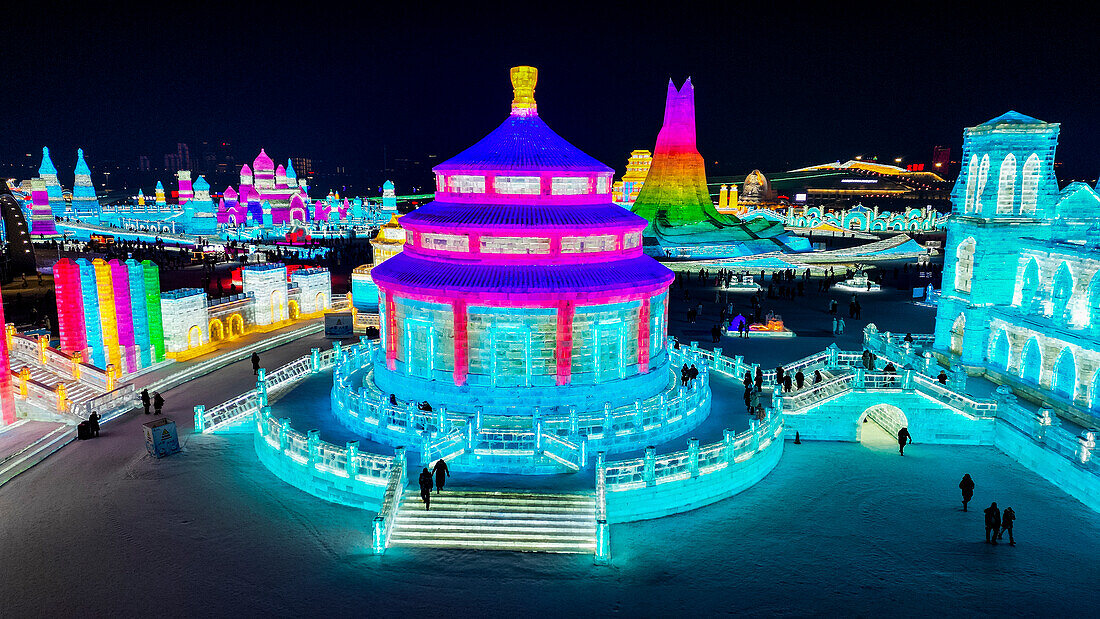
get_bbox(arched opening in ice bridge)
[209,318,225,342]
[1051,262,1074,324]
[1020,154,1041,214]
[1052,347,1077,401]
[996,154,1017,214]
[858,404,908,447]
[949,313,965,357]
[1018,258,1041,313]
[1021,337,1042,384]
[988,329,1009,371]
[955,238,975,294]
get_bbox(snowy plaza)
[4,10,1100,615]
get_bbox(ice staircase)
[389,489,597,554]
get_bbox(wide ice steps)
[390,489,597,554]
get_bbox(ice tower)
[630,80,807,257]
[359,67,688,472]
[71,149,101,216]
[38,147,66,216]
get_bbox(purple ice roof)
[433,115,612,174]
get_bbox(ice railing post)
[643,446,656,487]
[594,450,610,565]
[194,404,205,432]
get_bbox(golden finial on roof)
[510,66,538,115]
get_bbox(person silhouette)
[999,507,1015,545]
[251,352,261,376]
[432,458,450,493]
[897,427,912,455]
[985,502,1001,544]
[959,474,975,511]
[418,468,433,510]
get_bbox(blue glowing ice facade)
[934,112,1100,417]
[71,149,101,217]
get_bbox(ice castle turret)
[382,180,396,212]
[71,148,101,216]
[935,112,1061,368]
[38,147,66,216]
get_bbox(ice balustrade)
[70,384,136,421]
[256,408,395,484]
[198,346,337,432]
[993,389,1100,470]
[333,341,710,453]
[601,410,784,491]
[912,373,997,418]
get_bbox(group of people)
[959,474,1017,545]
[680,363,700,387]
[418,459,451,510]
[140,388,165,415]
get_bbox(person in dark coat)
[681,364,690,387]
[153,392,164,415]
[432,459,450,493]
[938,370,948,385]
[88,411,100,437]
[897,427,912,455]
[418,468,433,510]
[999,507,1015,545]
[743,372,753,390]
[959,474,975,511]
[985,502,1001,544]
[251,352,261,375]
[755,367,764,390]
[688,364,699,385]
[783,375,792,392]
[813,369,823,384]
[795,370,805,390]
[141,388,151,415]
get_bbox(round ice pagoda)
[337,67,709,474]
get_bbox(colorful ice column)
[110,260,137,372]
[93,259,121,371]
[76,259,105,367]
[29,178,58,235]
[177,171,193,205]
[143,261,166,362]
[126,260,152,367]
[53,259,87,354]
[0,283,14,425]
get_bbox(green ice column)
[142,260,166,362]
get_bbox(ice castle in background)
[630,79,809,258]
[934,111,1100,422]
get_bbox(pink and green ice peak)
[631,78,785,244]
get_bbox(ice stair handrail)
[199,346,335,433]
[372,447,407,555]
[540,432,584,471]
[911,373,997,418]
[70,384,137,422]
[779,371,854,411]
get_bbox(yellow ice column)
[510,66,538,115]
[718,185,729,210]
[93,259,122,371]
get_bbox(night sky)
[3,5,1098,189]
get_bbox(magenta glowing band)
[555,301,574,385]
[638,298,651,373]
[452,300,468,386]
[109,260,138,373]
[375,283,670,307]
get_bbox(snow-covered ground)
[3,346,1100,615]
